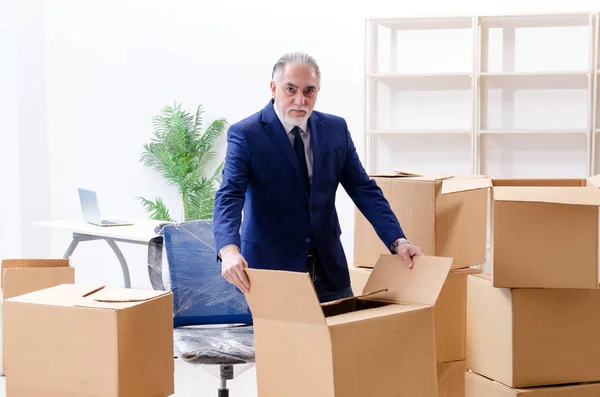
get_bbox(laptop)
[78,188,133,227]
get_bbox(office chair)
[147,220,255,397]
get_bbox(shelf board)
[371,16,472,31]
[480,71,588,77]
[478,13,590,28]
[371,72,472,78]
[368,129,472,135]
[479,71,589,89]
[479,129,588,135]
[370,73,472,91]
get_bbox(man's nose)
[294,93,305,106]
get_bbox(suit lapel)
[308,113,322,204]
[262,100,302,182]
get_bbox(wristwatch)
[392,238,411,253]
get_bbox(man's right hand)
[220,245,250,294]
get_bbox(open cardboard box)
[4,284,174,397]
[245,254,454,397]
[354,172,490,269]
[349,264,480,363]
[491,176,600,288]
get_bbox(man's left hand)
[394,240,424,269]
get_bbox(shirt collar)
[273,102,308,134]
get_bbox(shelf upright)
[593,11,600,174]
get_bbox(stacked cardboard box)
[465,176,600,396]
[0,258,76,376]
[352,172,492,397]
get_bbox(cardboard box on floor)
[465,371,600,397]
[349,265,480,363]
[4,284,174,397]
[354,172,491,269]
[437,361,466,397]
[466,274,600,388]
[491,176,600,289]
[246,255,454,397]
[0,258,75,377]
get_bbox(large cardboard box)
[4,284,174,397]
[437,361,466,397]
[465,371,600,396]
[0,258,75,377]
[349,265,479,363]
[491,177,600,288]
[246,254,453,397]
[354,173,491,269]
[466,274,600,388]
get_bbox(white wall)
[0,0,20,260]
[4,0,600,288]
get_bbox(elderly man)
[213,52,423,302]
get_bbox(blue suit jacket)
[213,100,405,291]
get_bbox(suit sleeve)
[339,122,406,250]
[213,125,251,255]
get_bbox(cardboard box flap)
[73,286,170,310]
[320,288,388,307]
[6,284,105,305]
[440,177,492,194]
[370,171,455,181]
[244,269,326,326]
[493,186,600,205]
[362,254,453,306]
[587,174,600,188]
[85,286,168,302]
[393,170,423,177]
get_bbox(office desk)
[35,218,168,288]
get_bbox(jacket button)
[305,237,311,243]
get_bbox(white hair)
[271,52,321,84]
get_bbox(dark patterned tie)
[291,126,310,194]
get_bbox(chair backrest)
[148,220,253,327]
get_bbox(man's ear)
[270,81,276,99]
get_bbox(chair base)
[218,364,233,397]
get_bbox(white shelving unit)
[364,11,600,177]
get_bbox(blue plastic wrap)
[148,220,254,327]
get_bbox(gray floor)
[0,358,259,397]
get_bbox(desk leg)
[106,240,132,289]
[63,235,81,259]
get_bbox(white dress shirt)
[273,104,313,183]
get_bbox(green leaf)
[137,196,173,222]
[139,102,228,221]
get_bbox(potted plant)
[138,102,227,221]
